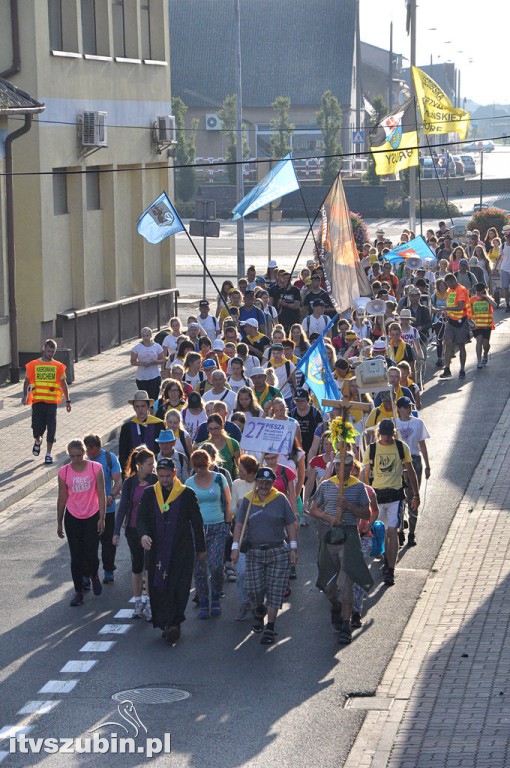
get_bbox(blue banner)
[384,235,437,265]
[296,317,341,413]
[137,192,185,244]
[232,154,300,220]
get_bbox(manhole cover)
[112,687,190,705]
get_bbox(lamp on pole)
[234,0,245,278]
[408,0,417,232]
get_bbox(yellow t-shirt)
[362,440,411,490]
[365,403,394,429]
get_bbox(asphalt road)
[1,315,510,766]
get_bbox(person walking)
[118,390,165,473]
[130,327,165,402]
[23,338,71,465]
[137,457,206,645]
[57,439,106,606]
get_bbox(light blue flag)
[384,235,437,265]
[296,317,341,414]
[232,154,300,220]
[137,192,185,244]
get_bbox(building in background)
[0,0,176,380]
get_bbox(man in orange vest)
[439,273,470,379]
[467,283,497,369]
[23,339,71,464]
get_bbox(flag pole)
[414,96,424,236]
[182,228,233,316]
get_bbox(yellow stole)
[244,488,281,507]
[328,476,360,489]
[154,479,185,512]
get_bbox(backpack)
[368,439,406,488]
[370,520,386,557]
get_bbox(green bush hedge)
[467,208,510,239]
[384,199,462,218]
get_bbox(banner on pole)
[232,154,299,220]
[412,66,470,141]
[137,192,185,244]
[369,99,419,176]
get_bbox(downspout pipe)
[5,113,32,383]
[0,0,21,80]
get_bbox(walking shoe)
[350,612,362,629]
[210,593,222,617]
[477,362,483,369]
[164,625,181,644]
[289,565,297,580]
[407,533,417,547]
[143,600,152,622]
[435,358,443,367]
[132,600,144,618]
[235,602,251,622]
[91,574,102,596]
[252,605,266,633]
[260,628,277,645]
[482,356,488,366]
[32,439,42,456]
[459,369,466,379]
[439,368,452,378]
[44,453,53,464]
[337,620,352,645]
[70,591,84,607]
[198,600,209,619]
[384,568,395,586]
[103,571,114,584]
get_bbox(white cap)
[372,338,387,350]
[212,339,225,351]
[268,260,278,269]
[250,367,267,377]
[241,317,258,327]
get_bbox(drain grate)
[112,687,190,705]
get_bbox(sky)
[359,1,510,107]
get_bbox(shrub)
[467,208,509,238]
[350,212,369,252]
[384,199,462,218]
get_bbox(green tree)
[218,95,250,185]
[270,96,294,159]
[171,96,198,202]
[364,95,388,186]
[316,90,342,186]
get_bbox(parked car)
[452,155,465,175]
[460,154,476,175]
[463,140,495,153]
[419,157,436,178]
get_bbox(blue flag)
[384,235,437,265]
[232,154,300,220]
[137,192,185,244]
[296,317,341,414]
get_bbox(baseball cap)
[333,451,355,464]
[250,367,267,377]
[188,322,200,329]
[187,392,202,408]
[396,396,413,409]
[469,256,479,266]
[459,258,468,266]
[268,260,278,269]
[202,358,217,369]
[256,467,276,481]
[244,289,255,296]
[408,287,421,295]
[155,429,176,443]
[156,457,175,471]
[255,276,266,284]
[294,388,309,400]
[199,300,209,307]
[241,317,258,327]
[212,340,225,351]
[378,418,395,435]
[271,343,284,351]
[312,298,325,307]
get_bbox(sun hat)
[155,429,176,443]
[128,389,154,405]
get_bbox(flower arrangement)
[330,417,359,450]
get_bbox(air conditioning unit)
[205,113,222,131]
[79,111,107,147]
[154,115,176,144]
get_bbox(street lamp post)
[234,0,245,278]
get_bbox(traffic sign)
[352,130,365,144]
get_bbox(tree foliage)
[364,96,388,186]
[172,96,198,202]
[316,90,342,186]
[270,97,294,159]
[218,95,250,185]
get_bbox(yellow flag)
[412,66,470,141]
[369,99,419,176]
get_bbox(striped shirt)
[312,478,369,526]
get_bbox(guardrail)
[57,288,179,363]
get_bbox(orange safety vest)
[446,284,469,321]
[468,297,494,329]
[25,359,66,404]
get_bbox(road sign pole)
[203,231,207,300]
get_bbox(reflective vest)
[25,359,66,404]
[446,284,469,321]
[468,297,494,329]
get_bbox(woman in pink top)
[57,439,106,606]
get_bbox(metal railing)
[57,288,179,362]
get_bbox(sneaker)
[459,369,466,379]
[482,356,488,366]
[477,362,483,369]
[252,605,266,633]
[337,620,352,645]
[82,576,91,590]
[235,602,251,622]
[103,571,114,584]
[91,574,102,596]
[143,600,152,622]
[351,612,362,629]
[44,453,53,465]
[439,368,452,378]
[210,593,222,617]
[70,591,84,607]
[407,533,417,547]
[435,358,443,368]
[198,600,209,619]
[132,600,144,619]
[384,568,395,586]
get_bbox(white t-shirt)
[401,326,420,346]
[302,314,329,337]
[231,478,255,517]
[197,314,219,339]
[226,375,253,394]
[263,360,296,399]
[227,355,259,378]
[202,387,237,417]
[162,333,179,356]
[131,342,163,380]
[395,416,430,456]
[184,370,205,389]
[181,408,207,442]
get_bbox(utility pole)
[409,0,417,232]
[234,0,245,277]
[388,22,393,111]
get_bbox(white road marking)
[0,725,32,739]
[98,624,132,635]
[17,701,60,716]
[79,641,116,652]
[114,609,134,619]
[60,660,97,673]
[38,680,78,694]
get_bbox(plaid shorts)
[244,546,291,609]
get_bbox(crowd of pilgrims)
[61,219,506,645]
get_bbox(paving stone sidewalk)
[0,343,139,515]
[344,400,510,767]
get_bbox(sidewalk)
[0,343,138,515]
[344,400,510,766]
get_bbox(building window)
[86,167,101,211]
[53,169,68,215]
[112,0,126,57]
[48,0,63,50]
[81,0,97,55]
[140,1,151,59]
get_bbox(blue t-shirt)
[185,472,227,525]
[239,305,266,329]
[88,449,121,513]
